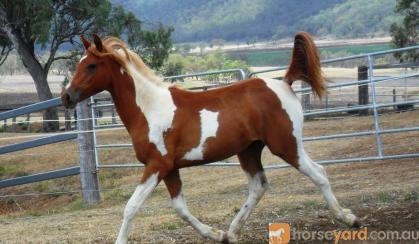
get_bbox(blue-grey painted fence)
[0,133,77,155]
[1,45,418,190]
[0,166,80,188]
[0,98,61,120]
[0,98,80,189]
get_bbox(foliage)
[113,0,400,42]
[129,24,174,70]
[301,0,399,38]
[390,0,418,62]
[228,43,392,67]
[162,52,250,78]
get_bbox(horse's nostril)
[61,91,72,108]
[65,93,71,102]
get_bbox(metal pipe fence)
[91,45,419,168]
[0,46,418,193]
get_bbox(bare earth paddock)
[0,110,418,243]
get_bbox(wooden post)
[301,81,311,110]
[76,99,100,205]
[358,65,369,115]
[26,113,31,132]
[111,108,117,124]
[65,109,72,131]
[12,117,17,132]
[393,89,397,111]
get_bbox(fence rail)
[0,98,82,189]
[1,46,418,205]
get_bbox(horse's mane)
[88,36,163,85]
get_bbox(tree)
[0,0,109,131]
[129,24,174,70]
[0,1,172,131]
[390,0,418,62]
[0,31,11,65]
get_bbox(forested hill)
[112,0,399,42]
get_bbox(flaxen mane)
[88,36,163,85]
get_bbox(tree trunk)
[2,22,59,131]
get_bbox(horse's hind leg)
[163,169,228,242]
[267,130,360,227]
[227,141,268,242]
[296,149,361,227]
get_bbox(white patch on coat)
[79,55,87,63]
[116,172,159,244]
[183,109,219,160]
[126,63,176,156]
[263,79,304,156]
[120,67,124,75]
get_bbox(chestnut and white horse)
[61,32,360,243]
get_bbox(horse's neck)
[109,70,176,144]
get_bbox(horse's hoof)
[352,216,363,228]
[221,232,238,244]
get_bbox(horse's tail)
[284,32,326,98]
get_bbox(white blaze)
[183,109,219,160]
[79,55,87,63]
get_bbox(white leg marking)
[183,109,219,160]
[172,191,226,242]
[264,79,358,226]
[298,151,358,225]
[116,173,159,244]
[127,63,176,156]
[228,171,268,241]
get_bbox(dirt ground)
[0,109,418,243]
[0,159,417,243]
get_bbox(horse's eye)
[87,63,97,71]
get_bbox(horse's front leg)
[164,169,229,243]
[115,161,169,244]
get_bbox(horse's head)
[61,34,116,108]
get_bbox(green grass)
[404,191,418,203]
[227,43,391,66]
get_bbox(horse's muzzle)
[61,88,80,109]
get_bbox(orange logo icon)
[269,223,290,244]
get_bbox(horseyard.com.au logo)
[269,223,291,244]
[269,223,419,243]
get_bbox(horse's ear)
[80,35,91,50]
[93,34,103,52]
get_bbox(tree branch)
[0,45,11,65]
[52,52,80,62]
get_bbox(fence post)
[76,99,100,204]
[393,89,397,110]
[12,117,17,132]
[111,107,117,124]
[358,65,369,115]
[64,109,72,131]
[26,113,31,132]
[301,81,311,110]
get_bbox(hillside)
[111,0,400,42]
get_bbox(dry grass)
[0,110,418,243]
